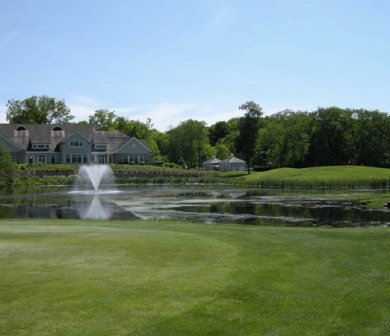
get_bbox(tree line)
[4,96,390,169]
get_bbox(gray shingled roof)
[0,124,133,152]
[203,155,221,165]
[220,154,246,163]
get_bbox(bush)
[0,146,17,186]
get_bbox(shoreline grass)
[1,219,390,335]
[233,166,390,189]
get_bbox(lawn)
[238,166,390,188]
[1,219,390,335]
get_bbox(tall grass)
[238,166,390,189]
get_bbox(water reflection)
[78,195,113,220]
[1,186,390,227]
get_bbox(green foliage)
[1,220,390,335]
[6,95,73,124]
[258,110,311,167]
[167,119,210,168]
[214,143,230,160]
[88,109,117,130]
[235,101,263,169]
[0,146,16,186]
[209,121,229,146]
[115,116,151,138]
[257,107,390,168]
[240,166,390,189]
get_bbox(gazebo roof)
[221,154,245,163]
[203,155,221,165]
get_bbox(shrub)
[0,146,17,186]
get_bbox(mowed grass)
[1,220,390,335]
[239,166,390,188]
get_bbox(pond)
[1,186,390,227]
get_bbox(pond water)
[1,186,390,227]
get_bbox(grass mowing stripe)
[0,220,389,335]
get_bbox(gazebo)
[202,155,221,171]
[219,154,246,171]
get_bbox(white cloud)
[67,96,100,122]
[67,96,240,131]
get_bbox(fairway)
[1,220,390,335]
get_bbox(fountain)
[70,165,119,220]
[74,164,117,194]
[79,195,113,220]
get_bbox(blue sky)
[0,0,389,130]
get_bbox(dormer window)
[14,126,29,137]
[51,126,65,137]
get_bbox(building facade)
[0,124,152,164]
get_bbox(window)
[65,155,71,163]
[95,144,107,150]
[38,155,45,163]
[16,126,29,136]
[124,155,129,164]
[83,155,88,163]
[70,140,84,147]
[32,144,49,150]
[51,155,56,164]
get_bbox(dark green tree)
[6,96,74,124]
[0,146,16,186]
[351,109,390,167]
[307,107,354,166]
[235,101,263,173]
[209,121,229,146]
[88,109,117,131]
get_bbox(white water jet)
[74,165,116,192]
[79,195,113,220]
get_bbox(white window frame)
[70,140,84,147]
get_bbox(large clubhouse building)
[0,124,152,164]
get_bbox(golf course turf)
[1,219,390,335]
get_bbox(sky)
[0,0,389,131]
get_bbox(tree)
[258,111,312,167]
[88,109,116,131]
[209,121,229,146]
[0,146,16,186]
[167,119,211,168]
[351,109,390,167]
[6,96,74,124]
[214,143,230,160]
[307,107,354,166]
[235,101,263,173]
[114,117,151,138]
